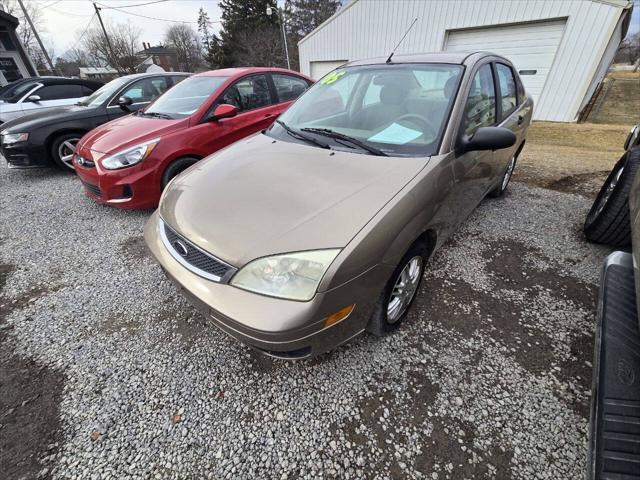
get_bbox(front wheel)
[50,133,83,171]
[161,157,199,190]
[367,242,427,336]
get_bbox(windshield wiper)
[301,128,388,156]
[276,120,329,150]
[140,111,173,120]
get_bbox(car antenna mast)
[386,18,418,64]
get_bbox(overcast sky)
[35,0,225,59]
[29,0,640,61]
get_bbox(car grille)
[160,219,236,282]
[81,180,101,197]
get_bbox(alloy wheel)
[58,138,80,170]
[502,155,516,191]
[387,256,423,324]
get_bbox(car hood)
[81,114,184,154]
[160,133,430,267]
[0,105,99,133]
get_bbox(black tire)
[50,132,84,171]
[584,147,640,247]
[489,150,518,197]
[366,241,428,336]
[162,157,199,190]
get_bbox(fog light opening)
[324,304,355,328]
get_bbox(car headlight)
[101,138,160,170]
[1,132,29,145]
[230,249,340,301]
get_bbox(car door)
[22,83,85,112]
[20,83,85,115]
[451,62,499,221]
[494,62,529,171]
[106,76,171,120]
[196,74,279,153]
[270,73,311,113]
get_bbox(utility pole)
[93,2,116,69]
[17,0,56,74]
[266,5,290,70]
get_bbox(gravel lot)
[0,155,609,479]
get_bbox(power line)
[41,0,64,8]
[98,0,170,9]
[95,2,204,23]
[48,5,94,17]
[59,12,95,58]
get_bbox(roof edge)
[298,0,360,46]
[590,0,632,8]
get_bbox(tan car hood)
[160,133,429,267]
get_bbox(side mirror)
[210,103,238,121]
[26,95,41,103]
[118,96,133,111]
[460,127,516,153]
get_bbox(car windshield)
[0,80,39,103]
[78,77,130,107]
[144,76,228,119]
[268,64,463,157]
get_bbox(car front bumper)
[74,146,162,209]
[0,142,50,168]
[144,211,392,359]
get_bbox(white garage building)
[297,0,634,122]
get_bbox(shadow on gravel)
[0,264,63,480]
[119,235,151,262]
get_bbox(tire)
[366,241,428,336]
[584,147,640,247]
[161,157,199,190]
[489,151,518,197]
[50,133,83,171]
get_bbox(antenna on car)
[386,18,418,64]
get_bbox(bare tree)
[615,32,640,65]
[164,24,202,72]
[83,20,141,74]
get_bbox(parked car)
[0,73,189,170]
[0,77,102,125]
[0,76,60,103]
[587,125,640,479]
[73,67,312,208]
[144,52,533,359]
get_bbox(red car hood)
[80,114,185,154]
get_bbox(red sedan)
[74,67,312,209]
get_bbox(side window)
[464,64,496,136]
[118,77,169,104]
[81,85,95,96]
[36,84,83,101]
[171,75,187,86]
[219,74,271,112]
[272,74,309,103]
[496,63,518,119]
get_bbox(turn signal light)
[324,304,355,328]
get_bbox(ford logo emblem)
[173,240,188,257]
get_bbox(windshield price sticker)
[320,71,346,85]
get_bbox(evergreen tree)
[216,0,279,67]
[289,0,341,39]
[197,7,220,67]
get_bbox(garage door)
[310,60,348,80]
[445,20,566,106]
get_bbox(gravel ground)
[0,161,609,480]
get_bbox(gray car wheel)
[367,241,428,336]
[51,133,83,171]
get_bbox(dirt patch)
[415,417,513,479]
[0,284,62,322]
[546,171,609,197]
[0,314,63,480]
[0,264,15,293]
[120,236,150,262]
[158,303,207,348]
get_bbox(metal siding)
[299,0,626,121]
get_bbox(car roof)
[117,72,191,82]
[195,67,309,78]
[34,77,103,87]
[344,51,495,67]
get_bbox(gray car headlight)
[1,132,29,145]
[101,138,160,170]
[230,249,340,301]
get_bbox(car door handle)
[517,115,524,125]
